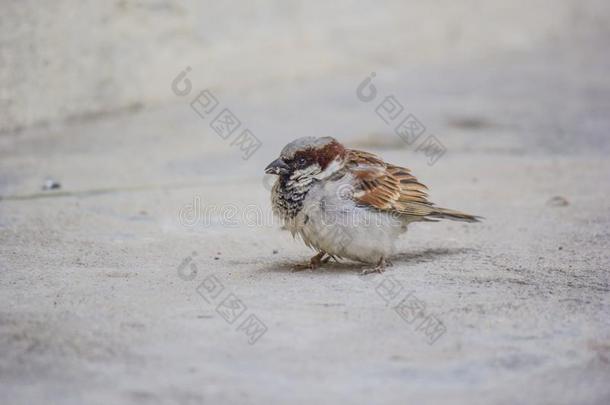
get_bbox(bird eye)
[297,157,307,166]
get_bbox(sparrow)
[265,136,480,274]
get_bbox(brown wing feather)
[345,149,480,222]
[346,149,435,217]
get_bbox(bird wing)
[345,149,437,217]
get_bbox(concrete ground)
[1,44,610,404]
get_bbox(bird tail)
[427,207,482,223]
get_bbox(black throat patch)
[273,174,317,219]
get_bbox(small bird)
[265,137,480,274]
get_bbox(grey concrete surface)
[2,3,610,405]
[2,0,610,133]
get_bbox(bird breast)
[292,175,409,263]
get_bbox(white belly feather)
[287,174,409,263]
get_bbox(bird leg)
[292,251,329,272]
[309,251,329,269]
[361,257,390,275]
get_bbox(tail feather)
[428,207,481,223]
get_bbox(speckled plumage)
[265,136,480,271]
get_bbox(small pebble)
[547,196,569,207]
[272,249,279,254]
[558,246,563,250]
[214,257,219,260]
[42,178,61,190]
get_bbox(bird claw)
[361,257,389,275]
[293,252,328,272]
[291,263,310,272]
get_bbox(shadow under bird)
[265,137,480,274]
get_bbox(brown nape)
[312,141,346,170]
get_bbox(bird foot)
[292,252,329,272]
[361,257,390,275]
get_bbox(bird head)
[265,137,347,181]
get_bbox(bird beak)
[265,158,290,175]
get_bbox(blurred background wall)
[1,0,609,134]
